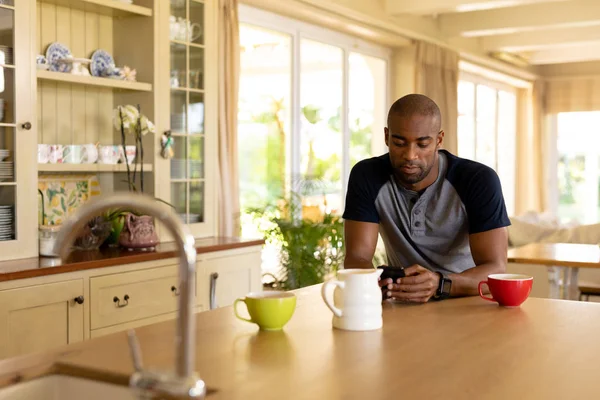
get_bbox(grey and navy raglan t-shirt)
[342,150,511,275]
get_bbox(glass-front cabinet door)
[0,0,36,260]
[158,0,215,238]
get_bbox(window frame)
[458,71,518,215]
[239,5,391,211]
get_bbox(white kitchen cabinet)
[0,279,84,358]
[197,247,262,310]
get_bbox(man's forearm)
[448,262,506,297]
[344,256,375,269]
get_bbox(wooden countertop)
[3,285,599,399]
[508,242,600,268]
[0,237,264,282]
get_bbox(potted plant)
[249,184,345,290]
[104,104,161,251]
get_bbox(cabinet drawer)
[90,265,185,330]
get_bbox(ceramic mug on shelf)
[48,145,64,164]
[321,268,383,331]
[63,145,85,164]
[119,145,136,165]
[37,144,50,164]
[82,143,98,164]
[98,145,120,164]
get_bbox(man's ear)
[384,127,390,147]
[437,130,445,148]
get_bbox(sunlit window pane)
[556,112,600,224]
[497,91,516,216]
[475,84,497,169]
[300,39,343,215]
[238,24,291,215]
[457,81,475,160]
[348,53,387,168]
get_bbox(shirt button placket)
[413,206,424,235]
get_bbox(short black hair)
[387,94,441,130]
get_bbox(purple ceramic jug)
[119,213,159,250]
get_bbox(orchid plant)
[112,104,156,193]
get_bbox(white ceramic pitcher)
[321,268,383,331]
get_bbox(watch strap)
[434,271,451,300]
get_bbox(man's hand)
[384,265,440,303]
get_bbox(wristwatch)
[433,272,452,300]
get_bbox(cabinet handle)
[74,296,84,305]
[21,122,32,130]
[113,294,130,308]
[171,285,180,296]
[210,272,219,310]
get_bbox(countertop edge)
[0,238,265,283]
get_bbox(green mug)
[234,292,296,331]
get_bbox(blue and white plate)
[90,49,115,77]
[45,42,72,73]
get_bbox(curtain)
[217,0,240,236]
[515,81,547,215]
[414,41,459,154]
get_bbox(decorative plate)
[90,49,115,77]
[45,42,72,73]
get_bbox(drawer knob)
[171,286,180,296]
[113,294,130,308]
[74,296,84,305]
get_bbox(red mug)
[478,274,533,307]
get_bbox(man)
[342,94,510,303]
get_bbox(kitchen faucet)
[54,192,206,399]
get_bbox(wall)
[36,3,114,146]
[537,60,600,78]
[391,45,417,100]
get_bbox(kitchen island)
[1,285,599,399]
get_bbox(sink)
[0,375,136,400]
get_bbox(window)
[457,75,517,216]
[554,112,600,224]
[237,6,389,232]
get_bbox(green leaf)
[67,190,76,204]
[61,197,66,212]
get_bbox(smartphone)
[377,265,406,283]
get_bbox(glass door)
[0,0,36,260]
[169,0,207,227]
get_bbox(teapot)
[321,268,383,331]
[169,16,202,42]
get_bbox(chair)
[578,283,600,301]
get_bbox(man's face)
[384,114,443,187]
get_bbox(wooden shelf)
[170,87,205,94]
[38,0,152,18]
[170,40,205,49]
[38,163,153,173]
[37,70,152,92]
